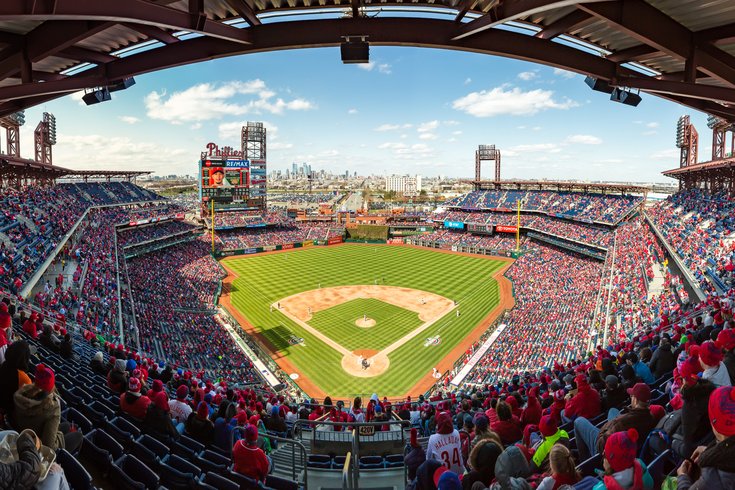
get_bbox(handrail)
[231,427,309,489]
[342,452,352,490]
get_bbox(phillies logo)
[205,142,243,158]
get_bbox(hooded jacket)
[488,445,533,490]
[677,436,735,490]
[407,459,443,490]
[0,431,42,490]
[12,384,64,450]
[676,379,716,458]
[648,344,676,379]
[466,439,503,488]
[564,381,602,420]
[592,459,653,490]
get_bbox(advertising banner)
[495,225,518,233]
[262,245,276,252]
[282,243,294,250]
[444,220,465,230]
[302,240,314,248]
[327,236,343,245]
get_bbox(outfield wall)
[214,235,343,258]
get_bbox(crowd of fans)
[409,230,528,252]
[117,219,198,248]
[216,222,344,250]
[446,190,642,224]
[647,189,735,293]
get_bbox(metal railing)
[232,427,309,488]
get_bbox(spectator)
[491,401,522,446]
[677,386,735,489]
[21,313,38,339]
[626,353,655,385]
[716,328,735,383]
[594,429,653,490]
[107,359,128,394]
[674,354,716,459]
[648,339,676,379]
[695,341,732,387]
[531,415,570,472]
[0,302,11,364]
[0,429,42,490]
[407,459,443,490]
[169,385,192,428]
[144,391,179,440]
[119,377,150,420]
[233,424,271,483]
[470,413,494,453]
[405,428,426,482]
[536,444,580,490]
[601,375,627,412]
[0,340,32,415]
[185,401,214,445]
[464,439,502,490]
[563,374,601,422]
[12,364,83,452]
[89,351,107,376]
[574,383,655,461]
[520,387,542,427]
[488,445,532,490]
[427,411,464,475]
[59,333,72,359]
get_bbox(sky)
[17,45,714,183]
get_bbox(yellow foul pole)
[516,199,521,252]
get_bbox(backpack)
[656,409,682,437]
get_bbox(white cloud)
[270,142,293,150]
[518,71,537,81]
[566,134,602,145]
[417,120,439,133]
[464,78,472,85]
[190,123,202,130]
[144,80,313,124]
[452,86,577,117]
[357,61,392,74]
[378,142,408,150]
[218,120,278,141]
[348,108,358,114]
[452,130,462,136]
[650,148,678,160]
[375,123,412,131]
[646,122,659,128]
[378,63,392,74]
[553,68,576,79]
[358,62,375,71]
[119,116,140,124]
[419,133,437,140]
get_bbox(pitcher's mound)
[355,317,376,328]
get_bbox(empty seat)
[385,453,404,468]
[81,429,124,473]
[577,453,603,478]
[160,454,203,489]
[110,454,160,490]
[359,455,384,469]
[80,400,116,428]
[307,454,332,469]
[194,449,230,475]
[106,417,141,448]
[202,472,239,490]
[226,470,261,489]
[265,475,298,490]
[332,455,347,469]
[56,448,94,490]
[63,407,93,433]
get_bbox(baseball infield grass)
[308,298,422,351]
[225,244,505,397]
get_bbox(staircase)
[270,433,309,483]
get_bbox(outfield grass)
[225,244,505,397]
[308,298,422,351]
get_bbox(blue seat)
[63,407,93,433]
[385,453,404,468]
[130,439,165,471]
[179,434,205,453]
[307,454,332,469]
[81,400,116,428]
[265,475,298,490]
[359,455,384,469]
[226,471,261,489]
[81,429,123,473]
[56,448,94,490]
[110,454,160,490]
[202,473,239,490]
[332,455,347,469]
[106,417,140,448]
[194,449,230,475]
[576,453,603,478]
[648,449,675,489]
[160,454,203,489]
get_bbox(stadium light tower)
[475,145,501,189]
[676,115,698,168]
[0,110,24,157]
[34,112,56,165]
[707,115,735,160]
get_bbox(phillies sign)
[203,142,243,158]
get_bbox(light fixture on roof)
[584,76,614,94]
[82,87,111,105]
[341,36,369,64]
[108,77,136,93]
[610,87,642,107]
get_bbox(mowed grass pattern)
[308,298,422,351]
[226,244,505,397]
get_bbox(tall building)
[384,174,422,195]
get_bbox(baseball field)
[220,244,513,398]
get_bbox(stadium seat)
[307,454,332,469]
[577,453,603,478]
[332,455,347,469]
[359,455,384,469]
[106,417,141,448]
[56,448,94,490]
[80,400,116,428]
[81,429,124,473]
[110,454,160,490]
[62,407,93,433]
[194,449,231,475]
[648,449,676,488]
[201,473,240,490]
[385,454,404,468]
[226,470,261,489]
[160,454,203,489]
[265,475,299,490]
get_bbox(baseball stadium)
[0,2,734,490]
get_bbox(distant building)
[384,174,422,195]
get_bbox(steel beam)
[616,77,735,104]
[453,0,608,41]
[58,46,117,64]
[579,0,735,86]
[224,0,262,26]
[0,0,251,45]
[535,9,591,40]
[123,23,180,44]
[605,44,660,63]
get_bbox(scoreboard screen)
[199,157,250,204]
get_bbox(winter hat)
[176,385,189,400]
[604,375,619,389]
[708,386,735,437]
[696,341,724,367]
[153,391,169,411]
[716,329,735,351]
[434,467,462,490]
[436,411,454,435]
[604,429,639,472]
[34,364,55,393]
[574,374,589,389]
[649,405,666,423]
[114,359,126,372]
[128,377,142,395]
[553,389,565,402]
[93,351,103,362]
[474,413,489,432]
[626,383,651,403]
[151,379,164,393]
[126,359,137,372]
[196,401,209,420]
[244,424,258,443]
[538,415,557,438]
[679,355,702,385]
[235,411,249,426]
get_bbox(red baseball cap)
[626,383,651,402]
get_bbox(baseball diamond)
[220,243,514,398]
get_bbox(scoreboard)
[199,157,250,204]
